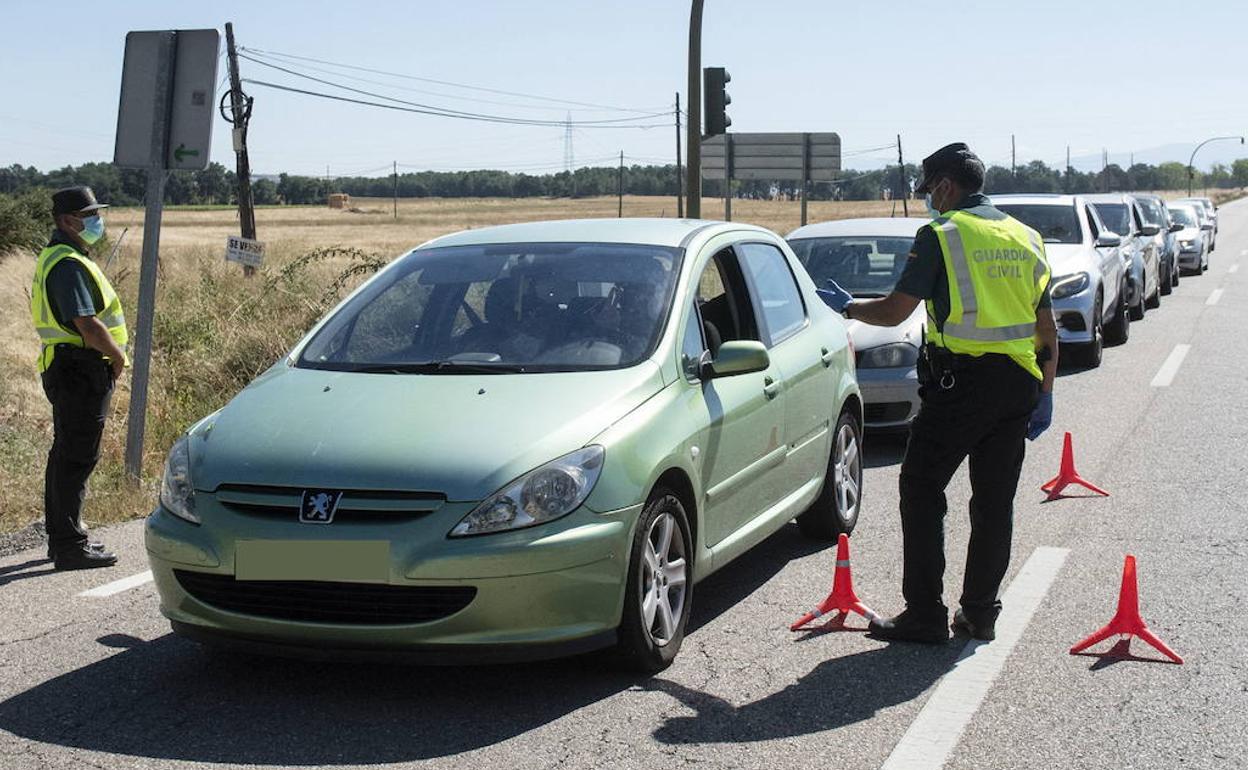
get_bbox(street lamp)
[1188,135,1245,196]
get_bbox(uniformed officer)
[30,186,128,570]
[819,143,1057,643]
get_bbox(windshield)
[996,204,1082,244]
[788,236,915,296]
[298,242,682,372]
[1090,203,1131,236]
[1134,198,1165,227]
[1168,206,1196,227]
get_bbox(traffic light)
[704,67,731,137]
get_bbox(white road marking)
[1230,265,1239,274]
[880,547,1070,770]
[1150,344,1191,388]
[78,570,153,598]
[1206,289,1224,306]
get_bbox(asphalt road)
[3,200,1246,770]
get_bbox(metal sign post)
[114,29,219,480]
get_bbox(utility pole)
[723,134,733,221]
[392,160,398,219]
[896,134,908,217]
[1066,144,1071,192]
[224,22,256,277]
[685,0,704,218]
[674,92,683,218]
[618,150,624,217]
[1011,134,1016,180]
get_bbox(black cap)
[52,186,109,216]
[913,142,985,194]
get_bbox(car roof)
[1167,202,1199,212]
[418,217,770,250]
[991,194,1081,206]
[786,217,928,240]
[1083,193,1134,204]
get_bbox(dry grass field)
[0,190,1241,537]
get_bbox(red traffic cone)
[1041,432,1109,500]
[790,533,878,632]
[1069,554,1183,664]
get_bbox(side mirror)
[1168,222,1184,233]
[704,340,770,378]
[1095,233,1122,248]
[1201,223,1214,231]
[1139,224,1161,237]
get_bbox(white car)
[788,218,925,429]
[993,195,1131,367]
[1167,203,1209,274]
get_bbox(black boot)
[868,609,950,644]
[951,608,996,641]
[53,545,118,571]
[47,540,105,561]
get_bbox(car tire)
[614,488,693,674]
[1071,292,1104,368]
[1160,260,1173,296]
[1172,261,1180,287]
[1129,275,1146,321]
[1145,280,1161,310]
[797,410,863,541]
[1104,280,1130,346]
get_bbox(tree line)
[2,157,1247,208]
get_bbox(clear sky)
[2,0,1245,177]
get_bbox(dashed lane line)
[77,570,153,598]
[1150,344,1191,388]
[879,547,1071,770]
[1207,289,1224,306]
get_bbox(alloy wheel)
[640,511,688,647]
[833,421,862,522]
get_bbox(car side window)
[694,248,760,353]
[1085,206,1102,240]
[736,242,807,346]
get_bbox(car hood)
[1176,227,1201,240]
[1044,243,1098,277]
[191,363,665,501]
[846,302,926,349]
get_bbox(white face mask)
[924,193,940,219]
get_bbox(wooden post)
[224,22,256,277]
[896,134,908,217]
[800,132,811,227]
[675,92,683,218]
[685,0,704,218]
[723,134,733,221]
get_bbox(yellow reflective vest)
[926,208,1051,380]
[30,244,129,373]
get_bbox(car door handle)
[763,376,782,399]
[820,347,835,367]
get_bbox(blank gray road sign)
[115,29,219,170]
[702,133,841,181]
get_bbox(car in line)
[147,218,863,673]
[1167,202,1209,274]
[1130,193,1181,296]
[1176,196,1218,249]
[994,194,1130,368]
[787,217,926,429]
[1086,193,1160,320]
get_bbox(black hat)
[52,186,109,216]
[913,142,985,194]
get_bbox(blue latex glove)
[816,279,854,314]
[1026,391,1053,441]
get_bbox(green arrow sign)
[174,143,200,163]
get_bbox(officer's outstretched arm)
[845,291,921,327]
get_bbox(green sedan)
[148,218,863,672]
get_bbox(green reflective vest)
[926,209,1051,380]
[30,244,129,373]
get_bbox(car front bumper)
[146,497,639,659]
[1052,289,1097,346]
[857,365,919,429]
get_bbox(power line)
[240,46,669,115]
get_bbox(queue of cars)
[790,194,1219,427]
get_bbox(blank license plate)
[235,540,390,583]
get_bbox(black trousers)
[41,350,114,555]
[898,354,1039,621]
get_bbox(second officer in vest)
[31,186,128,570]
[818,143,1057,643]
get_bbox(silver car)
[1167,203,1209,274]
[788,218,924,429]
[1176,196,1217,250]
[994,194,1130,368]
[1087,193,1160,320]
[1130,193,1181,296]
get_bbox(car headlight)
[1179,238,1195,248]
[159,436,199,524]
[857,342,919,369]
[450,446,605,537]
[1050,272,1090,300]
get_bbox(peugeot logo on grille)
[300,490,343,524]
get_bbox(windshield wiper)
[346,361,528,374]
